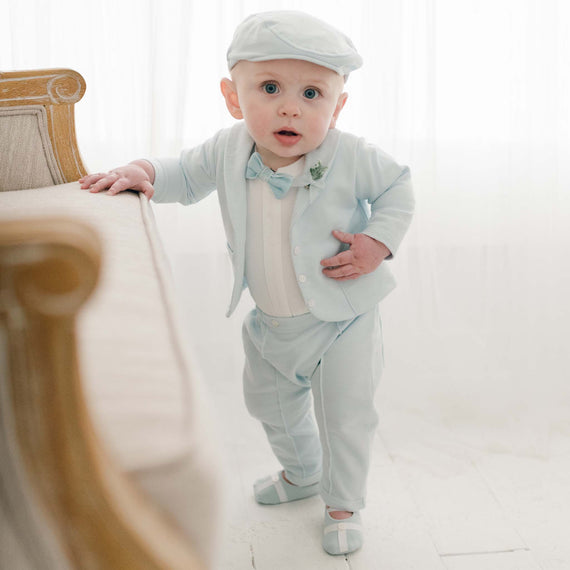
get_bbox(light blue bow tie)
[246,152,294,199]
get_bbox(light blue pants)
[242,306,382,512]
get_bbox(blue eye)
[263,82,279,94]
[304,88,319,100]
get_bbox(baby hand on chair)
[79,160,155,200]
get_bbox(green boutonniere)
[310,161,327,181]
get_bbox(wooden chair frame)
[0,68,88,184]
[0,70,207,569]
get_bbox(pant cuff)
[320,488,365,512]
[285,470,322,487]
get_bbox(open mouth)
[274,129,301,146]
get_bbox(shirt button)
[271,319,279,327]
[298,274,307,283]
[294,246,301,255]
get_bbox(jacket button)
[298,274,307,283]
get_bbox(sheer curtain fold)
[3,0,569,454]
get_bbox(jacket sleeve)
[354,138,415,258]
[148,130,223,205]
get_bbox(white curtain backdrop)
[3,0,569,457]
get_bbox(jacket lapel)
[291,128,341,224]
[223,123,255,250]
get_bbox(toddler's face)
[221,59,347,170]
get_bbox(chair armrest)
[0,217,206,570]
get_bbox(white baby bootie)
[322,507,363,555]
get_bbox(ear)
[329,92,348,129]
[220,78,243,120]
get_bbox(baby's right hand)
[79,161,155,200]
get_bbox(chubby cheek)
[307,114,335,142]
[242,106,270,138]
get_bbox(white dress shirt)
[245,156,309,317]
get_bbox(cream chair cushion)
[0,106,64,191]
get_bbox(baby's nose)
[278,99,301,117]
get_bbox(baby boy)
[80,11,414,556]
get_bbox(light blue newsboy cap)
[227,11,363,77]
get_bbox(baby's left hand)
[321,230,391,281]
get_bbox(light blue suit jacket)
[150,123,414,322]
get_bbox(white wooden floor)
[169,253,570,570]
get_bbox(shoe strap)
[324,522,362,533]
[256,472,287,502]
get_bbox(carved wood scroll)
[0,218,205,570]
[0,69,89,183]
